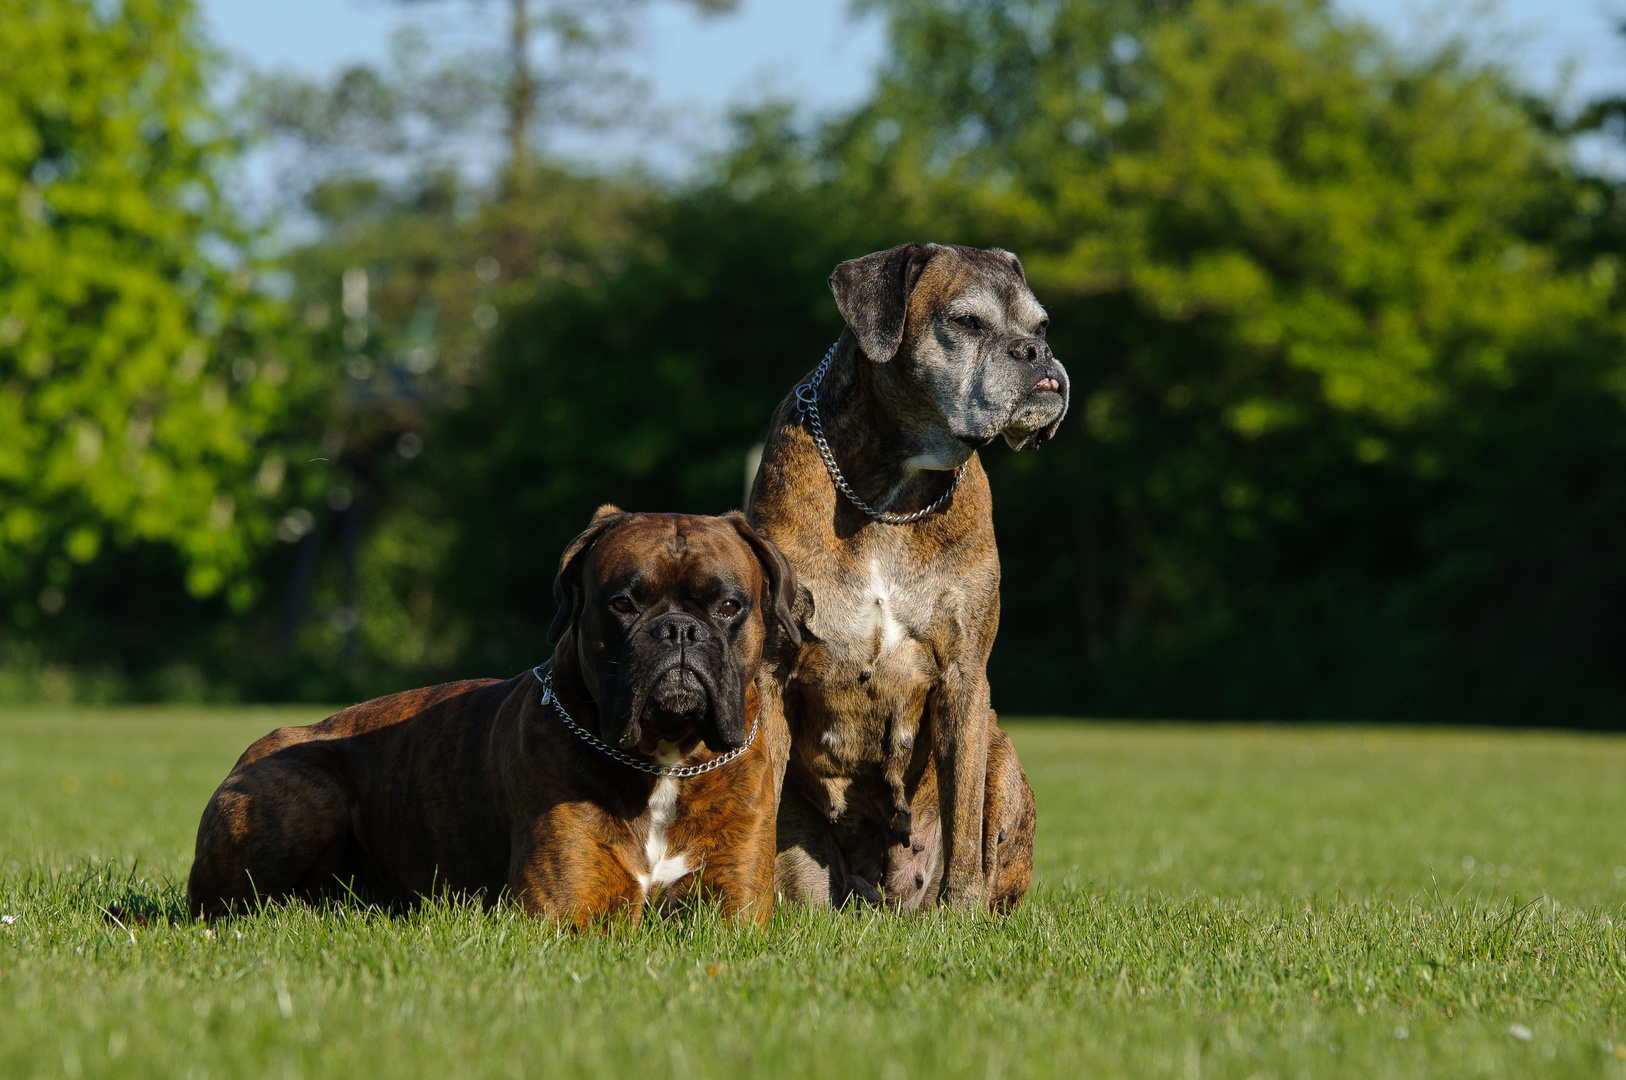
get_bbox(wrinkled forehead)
[908,247,1046,327]
[585,516,759,594]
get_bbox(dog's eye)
[717,599,742,618]
[609,596,635,614]
[952,314,982,332]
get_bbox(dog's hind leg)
[886,718,1034,914]
[982,721,1035,913]
[773,785,882,907]
[187,737,352,919]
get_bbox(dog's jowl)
[748,242,1065,912]
[187,508,798,925]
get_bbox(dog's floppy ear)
[725,513,801,650]
[829,243,939,364]
[548,504,627,645]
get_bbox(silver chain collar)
[794,341,967,525]
[531,666,758,779]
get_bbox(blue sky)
[202,0,1624,171]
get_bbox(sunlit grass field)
[3,707,1626,1078]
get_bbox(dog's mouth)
[608,656,723,752]
[999,371,1069,450]
[642,664,710,738]
[1003,389,1066,432]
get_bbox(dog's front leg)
[756,668,794,816]
[700,822,778,926]
[928,664,993,909]
[681,746,781,924]
[508,820,646,929]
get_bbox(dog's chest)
[816,557,935,667]
[627,738,705,897]
[632,745,693,897]
[796,555,943,777]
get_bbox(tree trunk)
[278,526,324,658]
[507,0,533,196]
[339,489,363,669]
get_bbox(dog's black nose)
[1008,338,1050,365]
[649,613,709,646]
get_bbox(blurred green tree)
[221,0,736,697]
[0,0,316,694]
[255,0,738,197]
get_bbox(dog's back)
[188,678,516,917]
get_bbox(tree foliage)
[0,0,311,658]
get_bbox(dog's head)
[830,242,1068,454]
[548,506,799,754]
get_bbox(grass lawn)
[2,707,1626,1078]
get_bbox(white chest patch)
[865,559,908,651]
[636,744,691,897]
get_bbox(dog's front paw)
[937,881,988,911]
[844,874,884,906]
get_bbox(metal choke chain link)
[796,341,966,525]
[532,667,758,778]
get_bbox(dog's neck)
[543,644,716,763]
[814,331,974,518]
[546,645,600,726]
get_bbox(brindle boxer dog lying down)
[748,242,1066,912]
[188,508,798,926]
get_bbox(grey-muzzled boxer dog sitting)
[747,242,1067,911]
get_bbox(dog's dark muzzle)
[603,612,744,750]
[998,339,1069,450]
[644,615,714,726]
